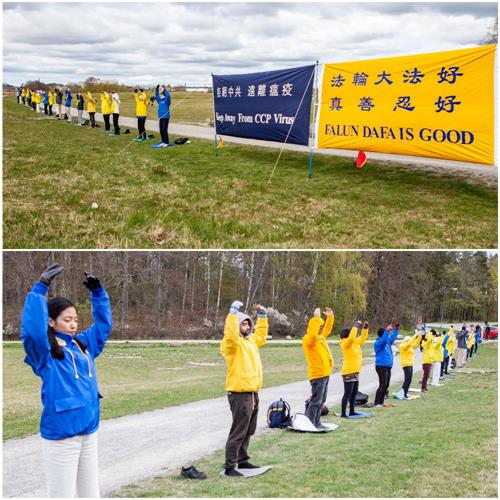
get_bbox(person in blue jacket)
[474,325,482,354]
[43,91,49,115]
[152,84,172,148]
[64,88,72,123]
[439,330,450,379]
[21,263,112,497]
[366,321,399,408]
[17,85,22,103]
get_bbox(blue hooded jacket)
[21,282,112,440]
[65,90,72,107]
[154,88,171,119]
[43,92,49,105]
[374,328,399,368]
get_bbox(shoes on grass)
[180,465,207,480]
[225,467,244,477]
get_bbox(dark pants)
[306,376,329,427]
[421,363,432,391]
[159,118,169,144]
[341,379,359,416]
[402,366,413,397]
[32,101,36,111]
[44,104,48,115]
[441,356,450,376]
[137,116,146,138]
[89,112,96,128]
[375,366,391,405]
[48,105,53,116]
[22,97,26,105]
[17,96,20,103]
[113,113,120,134]
[224,392,258,470]
[103,113,110,131]
[474,341,478,353]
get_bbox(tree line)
[2,251,496,340]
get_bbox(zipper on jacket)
[73,340,93,378]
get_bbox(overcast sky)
[3,2,497,86]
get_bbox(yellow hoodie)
[22,88,27,97]
[433,335,445,363]
[302,314,334,380]
[421,333,434,364]
[446,334,456,356]
[134,91,148,116]
[100,92,112,114]
[466,332,474,349]
[399,334,421,367]
[48,92,55,106]
[86,92,96,113]
[340,325,369,375]
[220,313,268,392]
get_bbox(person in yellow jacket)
[430,330,445,387]
[420,332,434,392]
[302,307,334,429]
[133,88,148,141]
[86,92,97,128]
[339,320,369,417]
[21,86,27,105]
[466,328,474,361]
[447,329,456,369]
[220,300,268,477]
[100,91,112,132]
[395,331,422,399]
[48,90,55,116]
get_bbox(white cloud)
[3,2,497,86]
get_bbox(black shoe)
[180,465,207,479]
[225,467,244,477]
[316,424,329,431]
[238,462,259,469]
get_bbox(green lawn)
[3,97,497,249]
[3,341,376,440]
[104,91,213,125]
[112,343,498,498]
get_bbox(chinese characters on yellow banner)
[316,45,496,165]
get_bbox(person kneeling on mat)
[396,331,422,400]
[339,320,369,417]
[302,306,334,430]
[221,300,268,477]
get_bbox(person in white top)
[110,91,121,136]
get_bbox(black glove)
[156,84,160,91]
[83,272,101,291]
[39,263,64,286]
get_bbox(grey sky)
[3,2,497,86]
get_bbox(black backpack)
[174,137,189,145]
[267,398,292,428]
[304,397,329,415]
[355,391,368,405]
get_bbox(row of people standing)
[17,84,172,147]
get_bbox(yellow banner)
[317,46,496,165]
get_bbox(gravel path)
[3,351,423,497]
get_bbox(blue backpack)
[267,398,291,428]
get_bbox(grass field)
[3,341,377,440]
[107,91,214,125]
[112,343,498,498]
[3,97,497,249]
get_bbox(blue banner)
[212,65,315,146]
